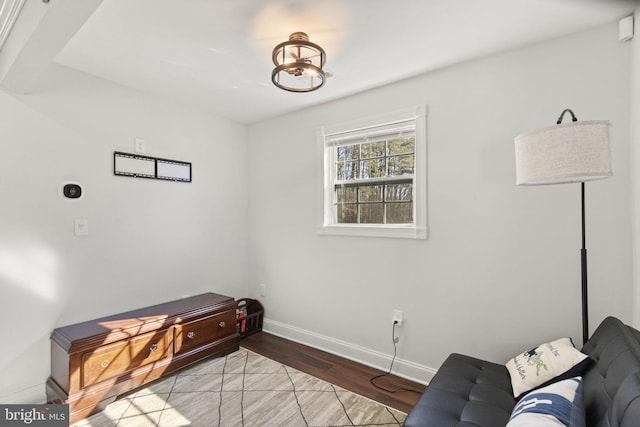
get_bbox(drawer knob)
[219,321,226,328]
[149,343,158,352]
[187,331,196,339]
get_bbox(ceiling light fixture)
[271,32,326,93]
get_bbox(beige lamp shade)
[514,120,612,185]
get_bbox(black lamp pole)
[581,182,589,345]
[556,109,589,346]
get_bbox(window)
[318,105,428,239]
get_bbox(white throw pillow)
[505,338,590,398]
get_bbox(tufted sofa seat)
[403,317,640,427]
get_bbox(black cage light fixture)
[271,32,326,92]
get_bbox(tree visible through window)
[318,105,428,239]
[335,137,415,224]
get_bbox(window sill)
[318,224,428,239]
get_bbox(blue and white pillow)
[506,376,585,427]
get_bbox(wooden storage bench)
[46,293,240,424]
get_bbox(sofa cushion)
[580,317,640,427]
[505,337,590,398]
[506,376,585,427]
[607,373,640,427]
[403,353,515,427]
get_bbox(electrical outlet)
[393,309,404,326]
[134,137,146,154]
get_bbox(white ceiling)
[18,0,640,124]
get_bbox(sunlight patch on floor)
[71,348,406,426]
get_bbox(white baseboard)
[262,318,435,385]
[0,383,46,404]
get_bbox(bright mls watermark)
[1,405,68,426]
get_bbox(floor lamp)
[514,109,612,345]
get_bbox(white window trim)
[0,0,26,52]
[317,105,428,239]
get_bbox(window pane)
[359,185,383,202]
[360,203,384,223]
[361,141,386,159]
[386,202,413,224]
[336,186,357,203]
[388,154,414,176]
[361,158,386,178]
[337,161,359,180]
[386,183,413,201]
[336,204,357,223]
[388,137,415,155]
[337,145,359,161]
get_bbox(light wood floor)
[241,331,426,414]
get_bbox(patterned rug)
[72,347,407,426]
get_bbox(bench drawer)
[82,330,170,388]
[174,310,235,355]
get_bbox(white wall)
[0,64,249,403]
[247,23,633,382]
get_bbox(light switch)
[75,219,89,236]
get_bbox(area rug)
[72,347,407,426]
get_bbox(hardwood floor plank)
[241,331,426,414]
